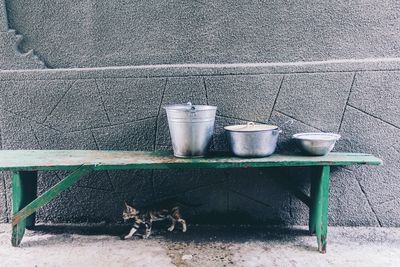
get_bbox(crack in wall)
[74,185,114,193]
[153,78,168,150]
[90,129,100,150]
[94,79,111,125]
[347,104,400,130]
[28,121,42,148]
[43,80,77,124]
[229,189,272,209]
[274,110,326,132]
[268,75,285,122]
[203,77,209,105]
[0,108,62,133]
[338,72,357,132]
[355,177,383,227]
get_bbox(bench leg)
[11,171,37,246]
[309,166,330,253]
[309,171,317,235]
[22,171,37,229]
[11,165,92,246]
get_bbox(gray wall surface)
[5,0,400,68]
[0,0,399,227]
[0,61,399,226]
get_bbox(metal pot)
[164,102,217,158]
[224,122,281,157]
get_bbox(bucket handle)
[186,102,197,117]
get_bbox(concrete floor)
[0,224,400,267]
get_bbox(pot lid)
[224,122,278,132]
[164,102,217,112]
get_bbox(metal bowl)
[292,133,341,156]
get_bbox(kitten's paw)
[167,226,175,232]
[182,228,187,233]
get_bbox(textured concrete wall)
[0,0,399,227]
[5,0,400,68]
[0,60,399,226]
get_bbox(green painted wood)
[11,172,26,247]
[313,166,330,253]
[3,150,381,250]
[12,165,92,227]
[20,171,37,229]
[308,168,319,235]
[0,150,383,171]
[320,166,330,253]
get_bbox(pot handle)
[273,128,282,135]
[278,119,294,133]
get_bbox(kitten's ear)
[124,201,129,208]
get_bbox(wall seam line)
[338,72,357,132]
[355,178,383,227]
[347,104,400,130]
[274,110,325,132]
[268,75,285,122]
[203,77,209,105]
[94,79,111,124]
[229,189,272,209]
[42,80,78,124]
[153,78,168,150]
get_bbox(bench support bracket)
[11,165,92,246]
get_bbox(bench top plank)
[0,150,382,171]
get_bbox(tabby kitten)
[122,201,187,240]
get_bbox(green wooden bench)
[0,150,382,253]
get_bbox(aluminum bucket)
[164,102,217,158]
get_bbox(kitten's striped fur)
[122,201,187,239]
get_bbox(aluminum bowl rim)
[292,132,341,141]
